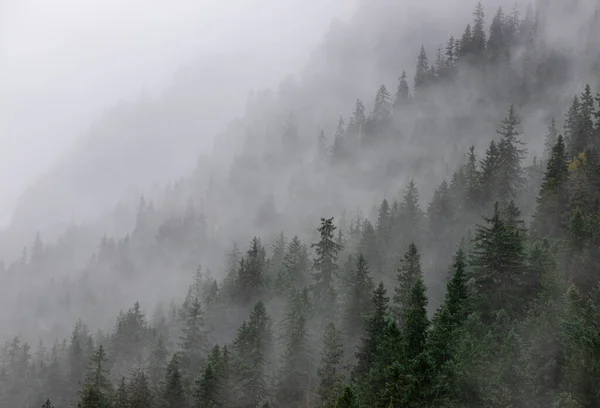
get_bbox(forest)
[1,0,600,407]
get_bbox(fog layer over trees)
[1,0,600,407]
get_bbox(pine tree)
[128,370,153,408]
[161,353,186,408]
[77,345,112,408]
[471,2,486,56]
[358,220,380,279]
[277,313,311,406]
[194,362,220,408]
[318,130,329,163]
[393,243,423,324]
[148,335,168,389]
[114,377,128,408]
[459,24,473,56]
[317,323,344,408]
[311,218,342,321]
[496,105,527,202]
[480,139,501,205]
[464,145,481,211]
[234,301,273,408]
[334,385,359,408]
[372,85,392,120]
[414,46,430,92]
[426,248,470,397]
[565,96,581,157]
[236,237,265,305]
[577,84,596,151]
[179,297,207,379]
[404,276,429,358]
[533,135,569,239]
[41,400,54,408]
[341,254,374,354]
[393,71,410,110]
[331,117,348,165]
[471,202,527,321]
[354,282,389,380]
[488,7,507,62]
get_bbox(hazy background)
[0,0,356,227]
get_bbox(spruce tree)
[194,362,220,408]
[128,370,153,408]
[311,218,342,321]
[317,323,344,408]
[161,354,186,408]
[565,96,581,157]
[77,345,112,408]
[276,313,311,407]
[393,243,423,325]
[236,237,265,305]
[41,400,54,408]
[533,135,569,239]
[148,335,168,389]
[393,71,410,110]
[471,202,527,321]
[332,117,348,165]
[334,385,359,408]
[471,2,486,56]
[341,254,374,356]
[496,105,527,203]
[179,297,207,379]
[404,276,429,359]
[414,46,430,92]
[480,140,501,205]
[113,377,128,408]
[354,282,389,380]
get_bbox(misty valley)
[1,0,600,407]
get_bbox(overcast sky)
[0,0,356,227]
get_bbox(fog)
[0,0,599,406]
[0,0,355,227]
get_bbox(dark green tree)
[317,323,345,408]
[161,354,186,408]
[393,243,423,324]
[311,218,342,320]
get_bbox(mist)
[1,0,599,406]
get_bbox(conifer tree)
[488,7,507,62]
[77,345,112,408]
[393,71,410,110]
[533,135,569,238]
[332,117,348,165]
[372,85,392,120]
[404,275,429,359]
[194,362,220,408]
[317,323,344,408]
[578,85,596,150]
[179,297,207,379]
[565,96,581,156]
[161,353,186,408]
[426,248,470,402]
[480,139,500,205]
[128,370,153,408]
[496,105,527,202]
[311,218,342,321]
[354,282,389,380]
[459,24,473,56]
[471,202,527,321]
[41,400,54,408]
[114,377,128,408]
[393,243,423,324]
[334,385,359,408]
[471,2,487,56]
[341,254,374,355]
[148,335,168,389]
[236,237,265,305]
[277,313,311,406]
[358,220,380,279]
[414,46,430,92]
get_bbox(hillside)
[1,0,600,407]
